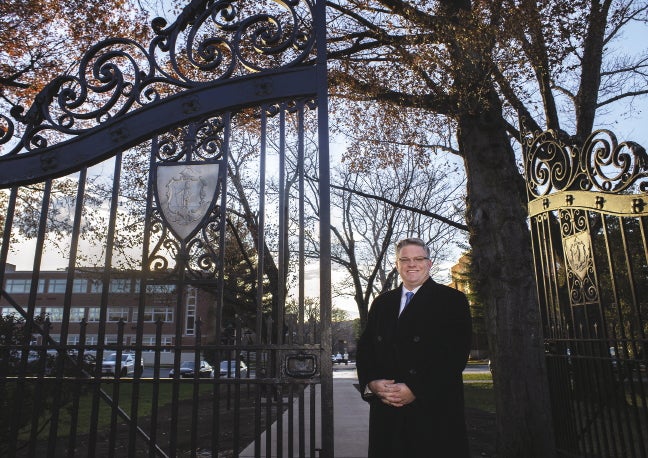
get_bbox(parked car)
[0,349,41,374]
[218,360,248,378]
[169,360,214,378]
[333,353,348,365]
[101,353,144,377]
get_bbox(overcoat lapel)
[388,286,403,320]
[397,278,433,321]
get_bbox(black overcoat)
[356,278,472,458]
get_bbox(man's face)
[396,244,432,290]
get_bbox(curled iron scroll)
[525,129,648,198]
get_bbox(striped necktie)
[405,291,414,307]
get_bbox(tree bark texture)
[458,98,556,457]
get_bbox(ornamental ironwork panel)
[0,1,333,457]
[526,129,648,458]
[0,0,321,187]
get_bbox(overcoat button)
[409,369,417,375]
[377,336,383,342]
[413,336,420,343]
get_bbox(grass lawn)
[6,379,280,457]
[463,371,495,413]
[464,382,496,413]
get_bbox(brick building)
[0,264,215,363]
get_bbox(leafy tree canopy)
[0,0,151,107]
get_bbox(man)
[356,237,472,457]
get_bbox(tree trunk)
[458,95,556,457]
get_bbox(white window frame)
[138,335,172,351]
[44,307,64,322]
[133,306,173,323]
[109,279,131,293]
[5,278,44,293]
[47,279,67,293]
[145,284,176,294]
[85,336,98,345]
[107,307,129,322]
[105,335,124,345]
[185,286,197,336]
[89,280,103,293]
[70,307,86,322]
[87,307,100,322]
[72,279,88,293]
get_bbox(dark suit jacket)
[356,277,472,458]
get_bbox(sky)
[594,19,648,145]
[3,5,648,321]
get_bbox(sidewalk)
[239,365,368,457]
[331,369,369,457]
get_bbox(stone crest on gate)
[154,162,220,241]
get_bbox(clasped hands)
[367,379,416,407]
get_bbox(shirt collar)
[402,284,422,298]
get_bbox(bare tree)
[323,0,648,455]
[302,148,465,329]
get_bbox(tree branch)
[308,174,468,231]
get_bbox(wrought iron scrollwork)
[148,192,223,280]
[582,130,648,192]
[560,209,598,306]
[1,0,316,157]
[525,129,648,198]
[147,115,226,280]
[156,117,226,163]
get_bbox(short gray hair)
[395,237,431,258]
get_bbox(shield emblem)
[564,231,592,282]
[154,162,220,241]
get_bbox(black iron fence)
[0,312,326,457]
[0,1,332,457]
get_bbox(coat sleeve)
[356,293,388,401]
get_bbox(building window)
[107,307,129,322]
[67,335,80,345]
[105,335,125,345]
[1,308,18,317]
[70,307,86,322]
[5,278,45,293]
[44,307,64,322]
[146,284,176,294]
[109,279,131,293]
[133,307,173,323]
[139,335,173,351]
[152,307,173,322]
[47,279,67,293]
[185,286,197,336]
[140,336,154,348]
[85,336,97,345]
[90,280,103,293]
[87,307,100,322]
[6,279,31,293]
[72,279,88,293]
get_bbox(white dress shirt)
[399,285,422,316]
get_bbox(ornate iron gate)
[0,1,333,457]
[526,129,648,457]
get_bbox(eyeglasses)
[397,257,429,264]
